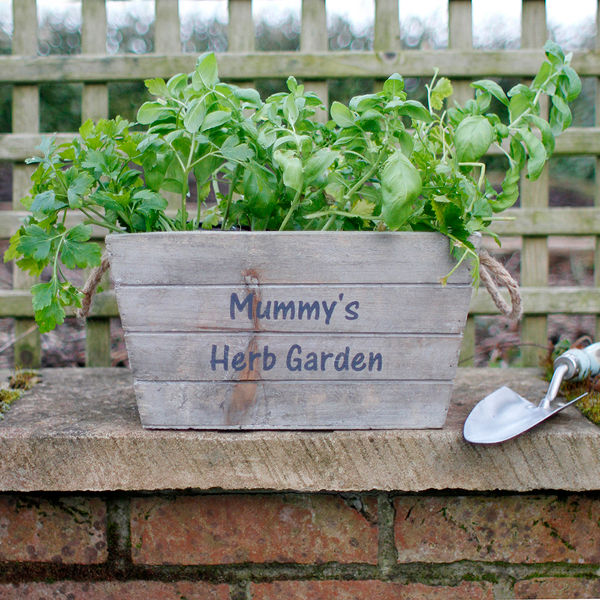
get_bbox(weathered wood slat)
[155,0,181,54]
[594,5,600,340]
[82,0,111,367]
[0,50,598,83]
[0,290,117,318]
[520,0,549,367]
[115,284,471,334]
[81,0,108,121]
[126,332,463,381]
[469,286,600,315]
[133,380,453,429]
[301,0,328,120]
[2,286,599,318]
[11,0,41,369]
[106,231,472,286]
[375,0,401,52]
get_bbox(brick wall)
[0,492,599,599]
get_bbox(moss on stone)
[0,388,22,419]
[9,369,40,390]
[541,341,600,426]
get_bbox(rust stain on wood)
[226,269,262,425]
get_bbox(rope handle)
[478,248,523,321]
[76,249,523,322]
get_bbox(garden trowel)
[464,342,600,444]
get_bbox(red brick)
[131,494,378,565]
[394,494,600,563]
[0,495,107,564]
[251,580,494,600]
[514,577,600,599]
[0,581,230,600]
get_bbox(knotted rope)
[478,247,523,321]
[76,254,110,320]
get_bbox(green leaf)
[67,172,94,208]
[383,73,404,97]
[145,77,169,97]
[166,72,188,96]
[137,102,170,125]
[220,139,254,163]
[79,119,95,140]
[31,190,66,215]
[559,66,582,102]
[286,76,298,93]
[351,198,375,218]
[304,149,337,185]
[284,94,299,125]
[531,60,553,92]
[549,94,572,134]
[544,40,566,66]
[380,150,422,229]
[430,77,453,110]
[183,99,207,133]
[398,100,434,123]
[242,166,277,218]
[455,115,494,162]
[519,129,547,180]
[196,52,219,87]
[524,114,555,156]
[61,226,101,269]
[17,225,54,261]
[471,79,508,106]
[330,101,356,128]
[31,281,56,310]
[201,110,231,131]
[34,296,66,333]
[395,130,414,157]
[133,189,168,215]
[274,150,303,191]
[233,86,262,108]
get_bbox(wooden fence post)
[449,0,476,365]
[82,0,112,367]
[301,0,328,120]
[596,0,600,341]
[521,0,549,366]
[11,0,41,369]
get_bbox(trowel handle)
[554,342,600,381]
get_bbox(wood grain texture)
[125,332,463,382]
[107,231,469,428]
[6,286,600,319]
[106,231,472,286]
[1,50,597,84]
[116,284,471,334]
[133,380,453,429]
[520,0,549,367]
[11,0,40,369]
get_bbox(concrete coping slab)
[0,367,598,492]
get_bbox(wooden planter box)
[106,231,472,430]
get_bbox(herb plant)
[5,41,581,332]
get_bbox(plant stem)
[321,214,336,230]
[222,168,239,230]
[278,185,303,231]
[79,208,122,233]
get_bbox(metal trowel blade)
[463,386,580,445]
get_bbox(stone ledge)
[0,368,598,493]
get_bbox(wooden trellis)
[1,0,599,368]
